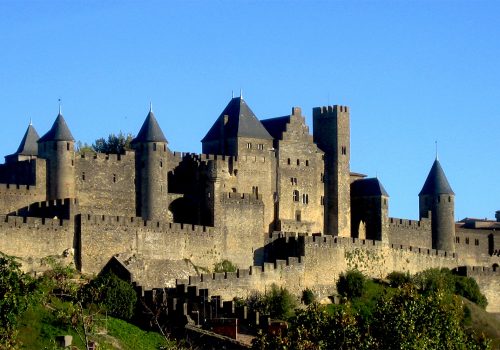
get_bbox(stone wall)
[79,214,224,275]
[75,152,136,217]
[0,215,74,260]
[387,217,432,248]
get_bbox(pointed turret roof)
[202,97,273,142]
[419,159,454,196]
[351,177,389,197]
[38,113,74,142]
[132,109,167,143]
[12,123,40,156]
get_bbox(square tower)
[313,105,351,236]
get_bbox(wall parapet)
[0,214,70,228]
[78,152,135,162]
[388,216,431,229]
[81,213,214,234]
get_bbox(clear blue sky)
[0,0,498,221]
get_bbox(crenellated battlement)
[81,213,214,234]
[0,214,71,228]
[177,255,305,290]
[455,265,500,277]
[0,183,37,193]
[388,216,431,230]
[313,105,350,116]
[78,151,135,162]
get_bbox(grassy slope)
[462,298,500,349]
[17,304,169,350]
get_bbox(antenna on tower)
[231,90,234,98]
[240,89,243,99]
[149,101,153,113]
[29,117,32,126]
[58,98,62,115]
[435,140,439,161]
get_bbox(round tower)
[419,159,455,252]
[37,111,75,200]
[132,106,169,221]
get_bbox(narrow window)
[113,174,116,183]
[257,144,264,150]
[287,158,291,165]
[67,142,70,151]
[295,210,301,222]
[153,143,157,151]
[456,237,460,243]
[82,172,86,181]
[293,190,299,202]
[71,160,74,166]
[247,143,252,149]
[475,239,479,246]
[305,160,309,166]
[466,237,469,244]
[437,196,441,203]
[321,196,324,205]
[448,196,451,202]
[164,144,167,151]
[160,160,163,168]
[296,159,300,166]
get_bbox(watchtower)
[419,159,455,252]
[312,105,351,236]
[132,107,169,221]
[37,112,75,200]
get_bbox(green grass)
[17,302,173,349]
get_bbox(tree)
[337,270,366,299]
[0,253,38,348]
[80,272,137,320]
[92,132,134,154]
[301,288,315,305]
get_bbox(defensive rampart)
[0,214,74,260]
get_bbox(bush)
[214,259,237,273]
[387,271,412,288]
[414,268,454,294]
[337,270,366,299]
[80,272,137,320]
[454,276,488,309]
[0,253,38,347]
[301,288,315,305]
[246,285,297,320]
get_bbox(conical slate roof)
[38,114,74,142]
[12,123,39,156]
[419,159,454,195]
[132,110,167,143]
[351,177,389,197]
[202,97,273,142]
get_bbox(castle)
[0,96,498,313]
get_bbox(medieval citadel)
[0,96,498,313]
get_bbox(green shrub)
[414,268,454,294]
[337,270,366,299]
[80,272,137,320]
[0,253,38,347]
[387,271,412,288]
[454,275,488,309]
[246,285,297,320]
[301,288,315,305]
[214,259,238,273]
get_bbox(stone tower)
[132,107,169,221]
[313,105,351,236]
[350,177,389,242]
[419,158,455,252]
[38,112,75,200]
[201,96,274,156]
